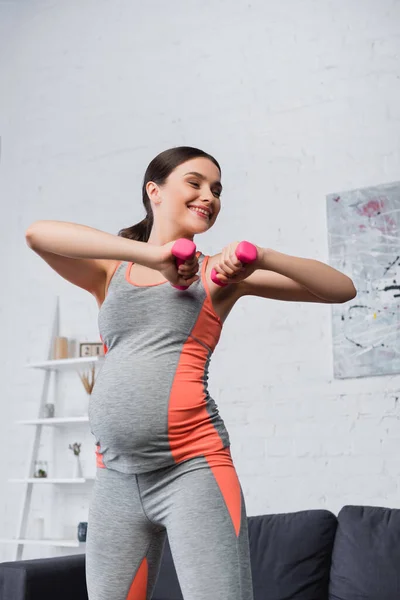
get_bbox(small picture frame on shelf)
[79,342,104,358]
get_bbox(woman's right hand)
[152,241,200,288]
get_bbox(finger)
[181,262,198,275]
[222,265,235,277]
[213,263,230,279]
[213,264,225,275]
[178,265,191,273]
[215,249,228,276]
[227,246,242,270]
[215,272,230,283]
[179,265,199,276]
[185,256,198,267]
[179,261,199,271]
[230,256,242,270]
[215,262,235,277]
[222,246,241,274]
[178,266,199,277]
[182,275,200,286]
[229,243,243,266]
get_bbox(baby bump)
[89,354,181,450]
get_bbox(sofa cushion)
[153,510,337,600]
[249,510,337,599]
[329,505,400,600]
[0,554,88,600]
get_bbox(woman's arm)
[211,243,357,304]
[25,220,160,267]
[25,221,199,299]
[240,247,357,303]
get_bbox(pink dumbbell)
[171,238,197,290]
[211,241,258,287]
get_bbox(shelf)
[17,416,89,426]
[0,538,84,547]
[9,478,95,484]
[26,356,104,371]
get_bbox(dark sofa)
[1,504,399,599]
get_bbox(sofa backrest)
[248,509,337,599]
[153,509,337,600]
[329,505,400,600]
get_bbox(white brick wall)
[1,0,399,561]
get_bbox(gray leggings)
[86,451,254,600]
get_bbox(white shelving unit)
[17,416,89,426]
[28,356,101,371]
[9,478,95,484]
[0,539,83,548]
[3,297,104,560]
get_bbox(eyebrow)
[184,171,223,192]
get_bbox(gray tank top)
[89,252,230,474]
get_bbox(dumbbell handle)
[211,241,258,287]
[171,238,197,290]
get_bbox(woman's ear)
[146,181,162,205]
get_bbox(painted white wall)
[1,0,399,561]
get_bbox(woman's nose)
[201,189,214,202]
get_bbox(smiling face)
[146,157,222,239]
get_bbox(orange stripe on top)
[167,256,224,463]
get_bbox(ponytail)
[118,213,153,243]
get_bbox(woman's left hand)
[212,241,262,285]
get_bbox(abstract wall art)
[326,181,400,379]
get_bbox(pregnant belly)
[88,352,221,460]
[88,357,175,452]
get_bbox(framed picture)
[79,342,104,358]
[327,180,400,378]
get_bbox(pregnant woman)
[25,146,356,600]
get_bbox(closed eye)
[189,181,221,198]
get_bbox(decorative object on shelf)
[79,342,104,358]
[33,460,48,478]
[77,521,88,542]
[53,336,69,359]
[69,442,83,479]
[43,403,55,418]
[78,364,96,395]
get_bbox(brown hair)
[118,146,221,242]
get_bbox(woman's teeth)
[189,207,210,220]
